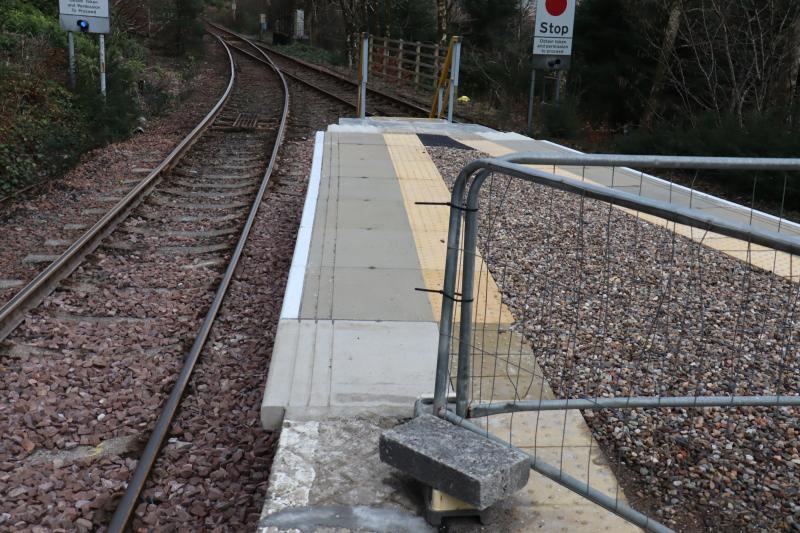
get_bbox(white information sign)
[59,0,110,33]
[294,9,305,39]
[533,0,576,67]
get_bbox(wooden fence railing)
[355,35,450,96]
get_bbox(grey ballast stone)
[379,414,530,510]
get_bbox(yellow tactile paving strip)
[384,133,511,324]
[459,138,799,281]
[383,133,638,532]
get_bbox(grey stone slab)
[332,228,421,269]
[261,320,438,429]
[335,165,399,180]
[329,320,438,407]
[329,132,389,145]
[331,267,432,322]
[380,415,530,510]
[336,200,410,231]
[338,177,403,201]
[336,144,393,161]
[300,267,334,320]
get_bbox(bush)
[615,112,800,207]
[542,99,583,140]
[273,42,346,67]
[0,0,147,194]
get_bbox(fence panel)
[358,34,448,98]
[432,154,800,531]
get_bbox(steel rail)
[251,37,431,117]
[212,27,365,114]
[0,36,237,343]
[107,33,290,532]
[208,22,432,118]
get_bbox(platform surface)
[258,118,799,532]
[258,120,661,532]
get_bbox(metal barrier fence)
[431,154,800,532]
[357,34,448,95]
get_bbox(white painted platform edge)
[477,131,531,141]
[539,139,800,232]
[280,130,325,320]
[328,123,383,134]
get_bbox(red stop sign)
[546,0,567,16]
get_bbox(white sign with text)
[59,0,110,33]
[533,0,576,57]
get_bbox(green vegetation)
[0,0,204,196]
[273,42,347,67]
[246,0,798,209]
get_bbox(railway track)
[1,21,418,530]
[0,34,289,531]
[209,22,433,119]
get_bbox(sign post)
[67,31,76,89]
[59,0,110,97]
[528,0,576,134]
[99,33,106,98]
[259,14,267,41]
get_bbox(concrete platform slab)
[261,319,437,429]
[259,120,658,532]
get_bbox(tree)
[570,0,656,126]
[641,0,683,128]
[660,0,800,127]
[436,0,458,44]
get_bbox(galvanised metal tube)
[455,194,478,417]
[432,168,470,414]
[454,167,497,417]
[441,410,674,533]
[487,152,800,171]
[439,152,800,417]
[459,158,800,257]
[107,34,291,533]
[433,167,495,415]
[469,395,800,417]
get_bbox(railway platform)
[256,118,797,532]
[256,118,640,533]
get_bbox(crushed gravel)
[124,73,350,530]
[427,145,800,533]
[0,35,228,308]
[0,32,352,531]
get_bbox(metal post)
[382,36,388,76]
[99,34,106,99]
[446,37,461,123]
[454,170,486,417]
[357,33,369,119]
[260,13,267,41]
[555,70,562,104]
[433,43,440,88]
[527,67,536,136]
[398,39,404,79]
[437,87,444,119]
[68,32,76,90]
[414,41,421,88]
